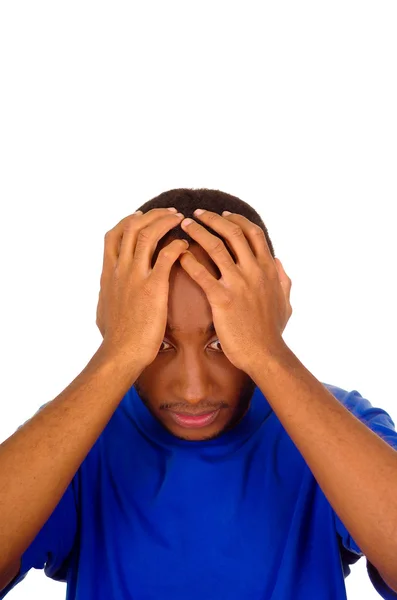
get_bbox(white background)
[0,1,396,598]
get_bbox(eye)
[158,340,172,352]
[158,339,223,353]
[208,339,223,352]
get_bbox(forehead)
[167,243,219,333]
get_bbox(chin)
[171,428,225,442]
[163,420,232,442]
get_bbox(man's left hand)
[178,209,293,375]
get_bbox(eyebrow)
[166,322,215,335]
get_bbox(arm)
[0,343,144,588]
[249,343,397,593]
[0,206,189,591]
[172,209,397,592]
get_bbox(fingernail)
[134,210,143,214]
[222,211,232,216]
[182,218,193,226]
[167,207,178,212]
[194,208,205,216]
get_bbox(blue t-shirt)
[2,382,397,599]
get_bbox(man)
[1,188,397,599]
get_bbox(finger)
[100,208,178,294]
[123,212,184,274]
[108,207,179,262]
[178,250,220,301]
[152,239,190,282]
[183,210,258,273]
[180,215,239,277]
[220,212,275,272]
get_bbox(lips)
[168,409,221,429]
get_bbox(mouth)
[167,408,221,429]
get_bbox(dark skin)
[134,240,257,442]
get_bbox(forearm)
[0,343,143,572]
[249,343,397,589]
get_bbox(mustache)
[160,401,229,413]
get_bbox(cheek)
[133,380,157,406]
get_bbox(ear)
[274,257,293,330]
[274,257,292,299]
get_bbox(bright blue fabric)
[2,383,397,599]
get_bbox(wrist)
[93,342,146,384]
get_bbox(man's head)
[133,188,279,441]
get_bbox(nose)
[174,350,213,406]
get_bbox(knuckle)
[119,216,134,232]
[256,270,268,286]
[137,227,151,243]
[190,266,203,280]
[142,282,153,297]
[251,224,264,237]
[220,289,233,308]
[205,213,218,224]
[123,220,136,235]
[124,217,136,230]
[159,241,179,259]
[211,239,225,254]
[230,225,244,238]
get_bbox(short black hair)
[136,188,275,267]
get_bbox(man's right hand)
[96,207,188,369]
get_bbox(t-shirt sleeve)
[0,403,79,598]
[325,385,397,599]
